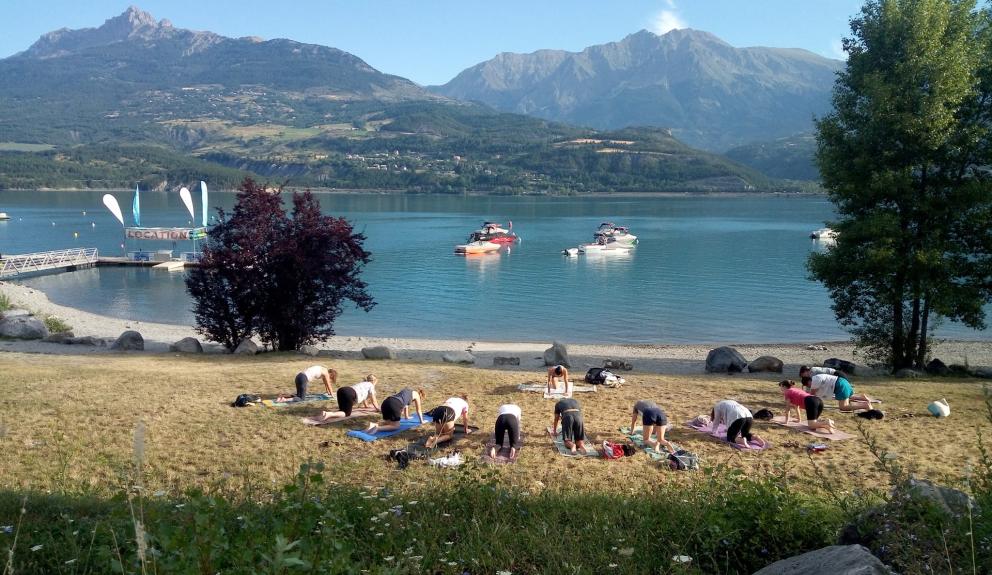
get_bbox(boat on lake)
[455,240,501,255]
[467,221,517,244]
[810,227,839,240]
[594,222,637,245]
[0,212,9,220]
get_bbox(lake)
[1,190,987,343]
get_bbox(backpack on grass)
[585,368,625,388]
[668,449,699,471]
[231,394,260,407]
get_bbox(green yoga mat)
[619,427,676,461]
[545,427,599,457]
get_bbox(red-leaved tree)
[186,178,374,351]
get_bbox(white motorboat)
[593,222,638,245]
[454,240,501,255]
[810,227,839,240]
[0,212,9,221]
[578,238,632,253]
[562,247,579,256]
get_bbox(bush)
[42,315,71,334]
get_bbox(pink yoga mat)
[685,422,770,450]
[771,416,854,441]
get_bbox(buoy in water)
[91,222,96,227]
[73,232,79,238]
[82,211,86,215]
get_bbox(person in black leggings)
[491,403,522,459]
[363,388,426,434]
[551,398,586,454]
[710,399,766,448]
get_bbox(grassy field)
[1,351,990,573]
[0,351,987,496]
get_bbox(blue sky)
[0,0,865,85]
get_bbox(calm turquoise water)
[1,190,987,343]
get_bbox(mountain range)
[432,29,842,153]
[0,7,830,192]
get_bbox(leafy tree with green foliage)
[811,0,992,370]
[186,178,373,351]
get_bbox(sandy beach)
[2,280,990,374]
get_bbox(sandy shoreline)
[2,280,989,375]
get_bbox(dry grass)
[1,351,988,497]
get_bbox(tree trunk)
[915,298,931,369]
[907,294,922,369]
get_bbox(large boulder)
[972,367,992,379]
[752,545,892,575]
[705,346,748,373]
[925,358,950,376]
[299,344,320,357]
[823,357,859,375]
[442,351,475,365]
[603,359,633,371]
[0,314,49,340]
[748,355,784,373]
[543,341,571,368]
[111,330,144,351]
[233,338,259,355]
[894,368,920,379]
[906,478,977,516]
[493,356,520,366]
[169,337,203,353]
[362,345,394,360]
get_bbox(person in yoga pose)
[802,373,875,412]
[314,374,379,420]
[551,397,587,454]
[546,364,571,395]
[710,399,766,448]
[425,395,471,448]
[276,365,336,402]
[780,380,835,433]
[490,403,522,460]
[628,400,674,453]
[363,388,426,434]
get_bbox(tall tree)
[811,0,992,370]
[186,178,374,351]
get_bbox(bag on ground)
[585,367,625,387]
[927,398,950,418]
[231,393,261,407]
[668,449,699,471]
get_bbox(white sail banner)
[179,187,196,220]
[102,194,125,226]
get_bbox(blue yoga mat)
[346,415,433,442]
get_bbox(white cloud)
[650,9,687,35]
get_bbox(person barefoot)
[277,365,337,402]
[780,380,835,433]
[364,388,426,434]
[546,365,571,396]
[710,399,765,448]
[424,395,470,448]
[490,403,521,460]
[315,375,379,421]
[552,397,586,454]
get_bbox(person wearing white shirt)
[490,403,522,460]
[425,395,471,448]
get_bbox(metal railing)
[0,248,99,278]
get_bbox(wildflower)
[1,526,12,534]
[31,544,43,552]
[497,571,512,575]
[447,562,457,567]
[384,556,395,562]
[153,491,165,497]
[443,513,451,517]
[375,532,383,537]
[619,548,634,557]
[608,564,618,569]
[411,556,423,561]
[445,541,454,546]
[174,504,185,509]
[65,559,77,565]
[408,500,419,505]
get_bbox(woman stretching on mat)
[276,365,337,402]
[546,365,571,395]
[490,403,522,460]
[551,397,587,454]
[363,388,426,434]
[801,373,876,412]
[629,400,674,453]
[425,395,471,448]
[710,399,766,448]
[314,374,379,421]
[779,380,835,433]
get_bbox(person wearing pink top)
[779,380,835,433]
